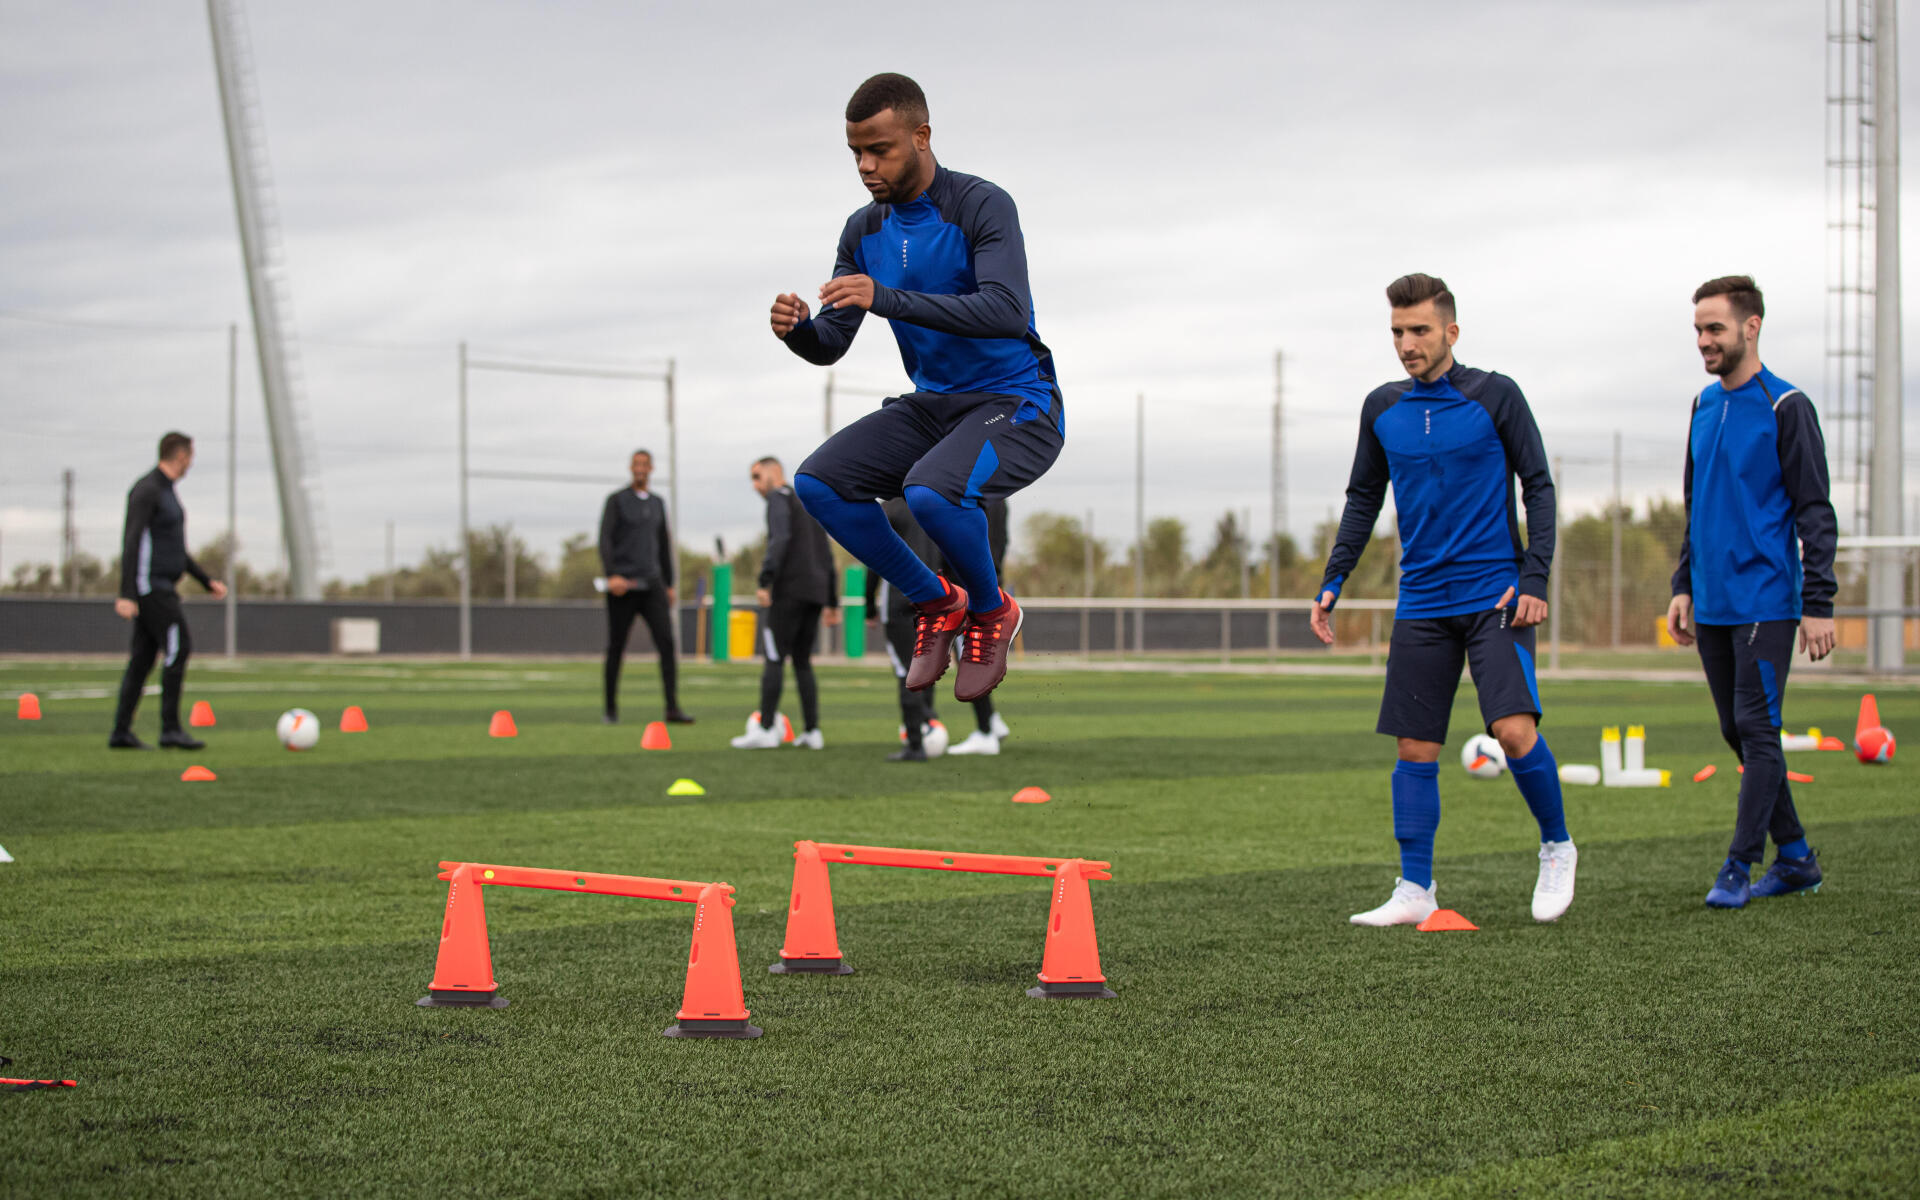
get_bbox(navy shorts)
[797,389,1064,507]
[1377,606,1543,744]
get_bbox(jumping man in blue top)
[1666,276,1837,910]
[1311,274,1576,926]
[769,73,1063,703]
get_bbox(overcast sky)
[4,0,1918,584]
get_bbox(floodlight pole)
[825,371,834,436]
[1869,0,1906,671]
[1610,431,1623,649]
[226,322,238,657]
[1134,392,1146,654]
[458,340,471,661]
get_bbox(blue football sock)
[1391,760,1441,890]
[794,474,943,605]
[1779,837,1810,860]
[1507,736,1570,844]
[905,485,1001,613]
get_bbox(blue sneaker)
[1752,850,1822,898]
[1705,859,1752,909]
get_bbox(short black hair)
[1386,273,1456,324]
[631,448,652,461]
[1693,275,1764,322]
[846,73,928,128]
[158,431,193,461]
[753,455,781,469]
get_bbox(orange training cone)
[1858,694,1882,740]
[339,705,369,733]
[17,693,41,721]
[1693,765,1717,782]
[641,721,672,751]
[1736,765,1816,784]
[417,864,507,1008]
[770,840,851,974]
[664,882,762,1038]
[488,710,517,738]
[1417,909,1478,932]
[1029,858,1117,999]
[180,765,217,782]
[1011,786,1052,804]
[189,700,216,727]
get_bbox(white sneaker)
[989,713,1011,739]
[948,730,1001,756]
[729,722,782,750]
[1349,877,1439,926]
[1532,840,1577,922]
[792,728,825,750]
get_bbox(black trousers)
[605,588,678,715]
[114,590,190,735]
[759,599,823,732]
[884,609,934,747]
[1697,620,1806,864]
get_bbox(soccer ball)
[1460,733,1507,779]
[276,708,320,751]
[746,711,794,743]
[920,719,950,758]
[1856,726,1897,764]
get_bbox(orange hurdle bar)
[772,840,1117,999]
[417,860,761,1039]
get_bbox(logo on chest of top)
[901,238,910,269]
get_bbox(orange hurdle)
[417,861,761,1039]
[771,841,1117,999]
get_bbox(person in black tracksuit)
[874,497,942,760]
[111,432,226,750]
[599,449,691,724]
[743,457,839,743]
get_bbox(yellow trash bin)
[729,609,759,660]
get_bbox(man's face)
[750,462,780,497]
[846,108,931,204]
[1390,300,1459,381]
[163,449,193,479]
[630,454,652,489]
[1694,296,1758,377]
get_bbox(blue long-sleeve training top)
[1671,366,1837,624]
[781,163,1060,424]
[1318,362,1556,619]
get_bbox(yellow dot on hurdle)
[484,870,495,879]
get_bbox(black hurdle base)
[662,1017,764,1039]
[1026,980,1119,1000]
[767,956,854,975]
[416,990,510,1009]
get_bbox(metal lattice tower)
[207,0,328,598]
[1826,0,1874,531]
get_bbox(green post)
[710,563,732,662]
[841,565,866,658]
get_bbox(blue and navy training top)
[1318,362,1556,620]
[782,164,1061,426]
[1671,366,1837,624]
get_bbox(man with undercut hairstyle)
[110,431,227,750]
[1668,275,1836,910]
[769,71,1064,707]
[1313,274,1576,927]
[733,456,839,750]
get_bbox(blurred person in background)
[600,449,692,726]
[734,457,839,749]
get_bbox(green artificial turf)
[2,657,1915,1198]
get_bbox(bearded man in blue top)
[1312,274,1576,927]
[1667,276,1838,910]
[769,73,1062,705]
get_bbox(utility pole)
[60,468,76,595]
[384,520,395,603]
[1610,431,1623,650]
[1082,509,1095,659]
[1271,350,1285,598]
[458,340,471,660]
[824,371,834,437]
[1869,0,1907,670]
[665,356,680,605]
[1550,456,1564,671]
[1134,392,1146,654]
[504,521,516,605]
[225,322,238,656]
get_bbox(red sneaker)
[954,591,1022,702]
[905,579,969,692]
